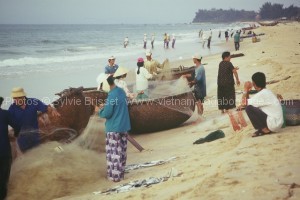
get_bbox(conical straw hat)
[113,66,129,78]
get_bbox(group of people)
[163,33,176,49]
[95,50,168,182]
[200,29,212,49]
[201,28,241,51]
[124,33,176,49]
[183,50,283,139]
[95,49,285,183]
[0,46,284,197]
[101,51,164,100]
[216,51,283,137]
[142,33,156,49]
[0,88,60,199]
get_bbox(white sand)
[7,22,300,200]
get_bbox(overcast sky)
[0,0,299,24]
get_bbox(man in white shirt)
[124,37,129,48]
[241,72,283,137]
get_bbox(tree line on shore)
[192,2,300,23]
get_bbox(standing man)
[166,34,170,48]
[225,30,229,42]
[96,76,131,182]
[217,52,240,113]
[151,34,155,49]
[143,33,147,49]
[104,56,119,75]
[240,72,283,137]
[171,34,176,48]
[184,55,206,115]
[234,31,240,51]
[8,87,60,152]
[207,29,212,49]
[0,96,16,200]
[202,33,207,48]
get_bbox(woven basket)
[281,99,300,126]
[128,91,195,133]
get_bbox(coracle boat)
[82,88,195,133]
[128,91,195,133]
[38,87,93,143]
[241,26,257,31]
[281,99,300,126]
[258,21,279,26]
[35,85,195,145]
[156,66,195,81]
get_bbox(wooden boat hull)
[128,92,195,133]
[230,53,244,58]
[82,89,195,133]
[157,66,195,81]
[258,21,278,26]
[39,87,93,143]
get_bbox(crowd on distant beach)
[123,26,254,52]
[198,27,257,51]
[124,32,176,49]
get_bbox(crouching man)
[240,72,284,137]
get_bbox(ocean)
[0,23,246,108]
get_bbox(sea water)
[0,23,246,108]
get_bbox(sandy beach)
[7,22,300,200]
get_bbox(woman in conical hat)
[113,66,136,99]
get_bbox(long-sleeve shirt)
[135,67,153,91]
[194,64,206,98]
[99,86,131,133]
[0,109,16,157]
[144,59,162,75]
[8,98,48,134]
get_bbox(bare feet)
[261,127,271,134]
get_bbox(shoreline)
[0,30,233,110]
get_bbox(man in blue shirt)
[185,55,207,115]
[8,87,60,152]
[104,56,119,75]
[96,76,131,182]
[0,96,16,200]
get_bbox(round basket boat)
[281,99,300,126]
[128,91,195,133]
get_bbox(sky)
[0,0,299,24]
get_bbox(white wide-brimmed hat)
[113,66,129,77]
[108,56,115,60]
[145,49,152,56]
[11,87,26,98]
[192,54,202,60]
